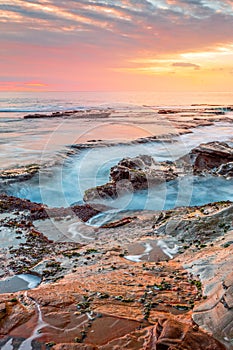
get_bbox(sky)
[1,0,233,91]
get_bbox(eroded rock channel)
[0,140,233,349]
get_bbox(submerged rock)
[24,110,111,119]
[0,164,40,183]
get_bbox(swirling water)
[5,122,233,210]
[1,91,233,212]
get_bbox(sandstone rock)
[53,345,97,350]
[224,285,233,309]
[155,318,225,349]
[181,230,233,349]
[24,110,111,119]
[0,194,108,222]
[156,204,233,243]
[0,164,39,183]
[0,302,6,320]
[1,201,232,349]
[187,141,233,172]
[0,299,34,335]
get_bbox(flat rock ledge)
[1,140,233,348]
[0,164,40,184]
[0,193,109,222]
[0,197,232,349]
[24,109,111,119]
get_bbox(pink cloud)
[1,1,233,91]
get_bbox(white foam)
[125,242,153,262]
[68,222,95,242]
[17,274,41,289]
[144,242,153,254]
[125,254,143,263]
[87,209,121,227]
[18,301,48,350]
[1,339,13,350]
[157,239,180,259]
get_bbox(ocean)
[0,90,233,212]
[1,90,233,168]
[1,91,233,112]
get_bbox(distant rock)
[158,106,231,115]
[24,110,111,119]
[0,164,40,183]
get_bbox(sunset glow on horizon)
[1,0,233,92]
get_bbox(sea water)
[1,90,233,169]
[1,91,233,211]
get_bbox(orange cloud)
[0,80,47,91]
[24,81,47,87]
[1,1,233,92]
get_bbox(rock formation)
[185,141,233,173]
[0,164,40,183]
[0,195,232,348]
[1,139,233,349]
[84,141,233,203]
[24,110,111,119]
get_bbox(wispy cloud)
[1,0,233,90]
[172,62,200,70]
[2,0,233,49]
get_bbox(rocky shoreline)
[0,111,233,349]
[0,196,232,349]
[24,110,112,119]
